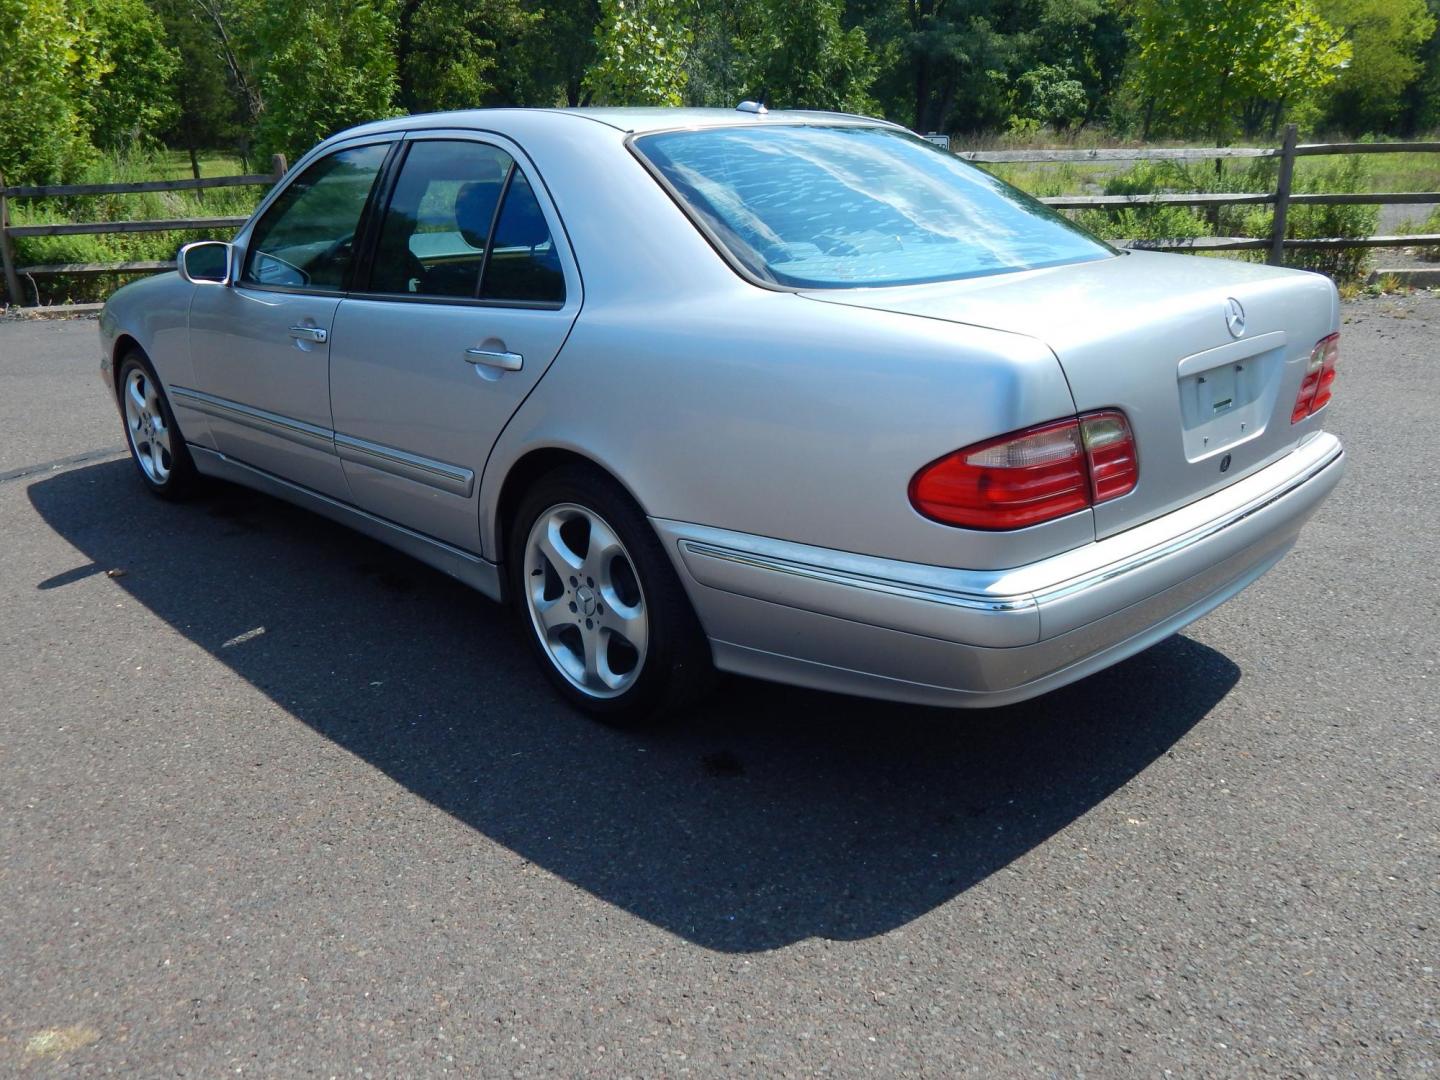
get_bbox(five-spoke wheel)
[509,464,713,724]
[117,350,197,499]
[523,503,649,699]
[123,365,173,485]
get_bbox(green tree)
[79,0,180,149]
[1011,61,1088,129]
[0,0,96,183]
[733,0,877,111]
[397,0,541,113]
[583,0,690,105]
[1318,0,1437,133]
[519,0,602,106]
[1398,0,1440,132]
[151,0,250,175]
[898,0,1018,132]
[1129,0,1351,142]
[253,0,400,161]
[187,0,266,133]
[685,0,757,106]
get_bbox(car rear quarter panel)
[482,285,1089,570]
[470,114,1103,570]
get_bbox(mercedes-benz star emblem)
[1224,297,1246,338]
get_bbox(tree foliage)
[398,0,542,113]
[79,0,181,149]
[252,0,401,162]
[1318,0,1437,133]
[734,0,877,112]
[2,0,1439,192]
[0,0,95,183]
[1129,0,1352,142]
[584,0,691,105]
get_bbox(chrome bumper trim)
[1030,437,1343,605]
[678,542,1032,613]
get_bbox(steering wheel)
[320,231,356,269]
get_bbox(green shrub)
[1060,155,1381,284]
[1263,158,1379,282]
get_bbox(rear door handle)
[289,325,328,344]
[464,347,523,372]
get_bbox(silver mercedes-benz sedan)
[99,107,1344,723]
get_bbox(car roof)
[338,107,904,141]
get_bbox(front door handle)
[289,325,328,344]
[464,347,523,372]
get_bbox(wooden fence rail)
[2,133,1438,306]
[961,129,1440,260]
[0,154,286,306]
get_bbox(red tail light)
[909,410,1138,530]
[1292,333,1338,423]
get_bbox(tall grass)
[8,149,268,305]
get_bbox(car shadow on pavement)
[30,460,1240,954]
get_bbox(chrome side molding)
[334,433,474,498]
[171,385,476,498]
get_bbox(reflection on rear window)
[634,125,1114,288]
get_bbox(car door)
[328,134,582,553]
[186,139,392,500]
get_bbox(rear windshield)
[633,125,1114,288]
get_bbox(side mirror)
[178,240,233,286]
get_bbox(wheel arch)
[111,333,145,395]
[491,446,655,573]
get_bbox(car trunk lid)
[800,250,1339,538]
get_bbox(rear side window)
[365,139,565,306]
[243,143,388,291]
[480,170,565,305]
[368,140,515,298]
[633,125,1114,288]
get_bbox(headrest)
[494,188,552,249]
[455,181,503,249]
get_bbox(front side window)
[633,125,1114,288]
[243,143,389,291]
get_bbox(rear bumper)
[654,432,1344,708]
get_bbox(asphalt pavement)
[1,300,1436,1075]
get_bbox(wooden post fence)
[0,170,21,306]
[1269,124,1298,266]
[0,157,289,307]
[3,139,1438,307]
[954,136,1440,263]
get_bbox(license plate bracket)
[1177,333,1286,461]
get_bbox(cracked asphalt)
[1,298,1436,1075]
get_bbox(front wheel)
[117,350,199,500]
[509,465,713,726]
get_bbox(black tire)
[507,463,715,726]
[116,349,200,501]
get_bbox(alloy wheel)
[123,366,172,485]
[522,502,649,699]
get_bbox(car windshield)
[633,124,1115,288]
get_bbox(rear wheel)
[118,350,198,500]
[509,465,713,726]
